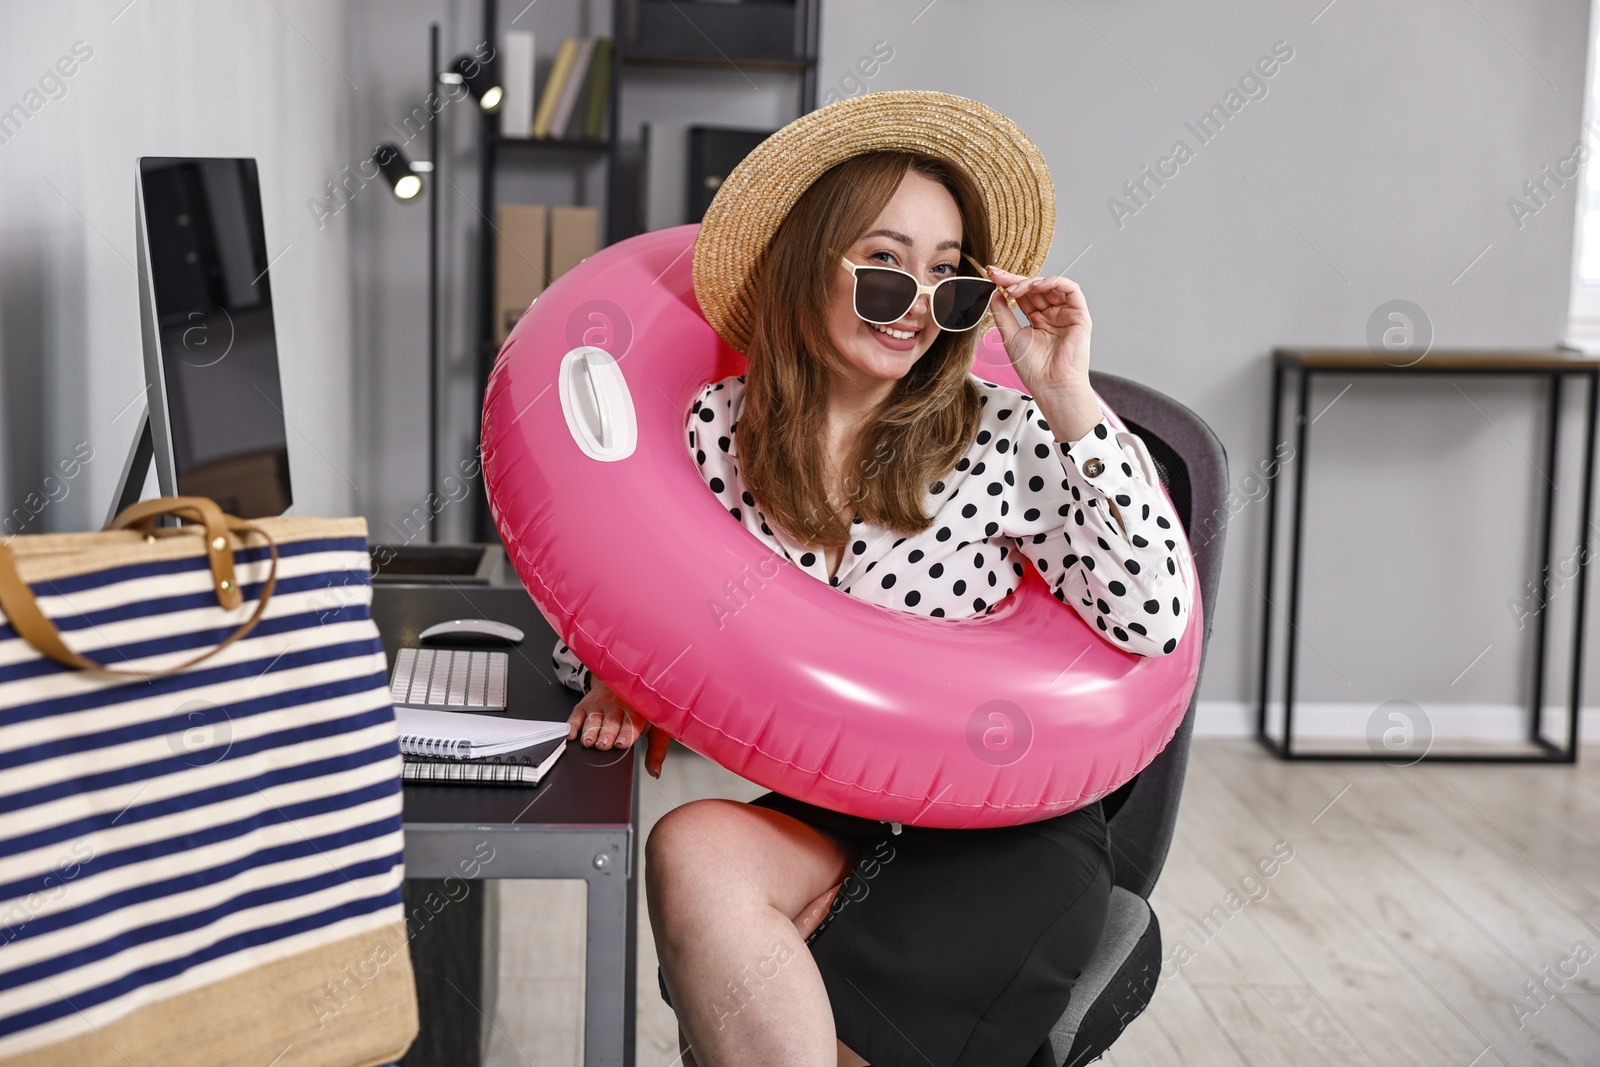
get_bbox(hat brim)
[691,89,1056,355]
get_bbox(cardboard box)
[494,203,548,344]
[549,205,600,283]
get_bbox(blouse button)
[1082,458,1105,478]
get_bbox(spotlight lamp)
[443,53,503,113]
[373,142,425,201]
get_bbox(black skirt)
[658,791,1115,1067]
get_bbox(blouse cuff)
[1058,417,1144,496]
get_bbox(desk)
[1258,347,1596,761]
[374,584,639,1067]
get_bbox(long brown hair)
[736,150,993,551]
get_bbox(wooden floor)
[485,740,1600,1066]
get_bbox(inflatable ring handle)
[559,346,637,461]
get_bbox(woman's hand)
[986,265,1101,441]
[567,676,672,778]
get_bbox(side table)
[1258,347,1597,761]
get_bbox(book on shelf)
[578,37,613,141]
[550,37,595,140]
[499,29,536,137]
[533,37,578,138]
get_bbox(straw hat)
[691,89,1056,355]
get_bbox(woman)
[553,91,1193,1067]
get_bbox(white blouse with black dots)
[553,372,1193,695]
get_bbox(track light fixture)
[442,53,502,113]
[373,142,424,201]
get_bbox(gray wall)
[818,1,1596,718]
[0,0,356,530]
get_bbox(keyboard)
[390,647,509,712]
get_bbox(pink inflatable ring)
[482,224,1203,829]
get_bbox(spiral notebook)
[402,736,568,785]
[395,708,570,786]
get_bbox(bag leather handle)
[107,496,245,609]
[0,497,279,678]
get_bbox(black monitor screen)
[139,156,291,517]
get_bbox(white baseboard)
[1194,700,1600,741]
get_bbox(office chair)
[1026,370,1231,1066]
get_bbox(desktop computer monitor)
[116,156,293,520]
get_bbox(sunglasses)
[839,252,999,333]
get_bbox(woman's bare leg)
[674,883,869,1067]
[647,799,865,1067]
[795,882,868,1066]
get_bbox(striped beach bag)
[0,498,417,1066]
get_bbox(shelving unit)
[462,0,819,539]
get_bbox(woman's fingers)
[646,725,672,778]
[594,704,626,748]
[572,690,648,750]
[987,273,1087,335]
[1015,280,1090,331]
[989,288,1020,346]
[615,704,653,749]
[1012,275,1080,310]
[569,687,661,759]
[580,706,607,746]
[608,714,631,750]
[991,267,1043,292]
[992,271,1082,306]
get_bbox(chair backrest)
[1088,370,1229,899]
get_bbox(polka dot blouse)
[553,373,1194,693]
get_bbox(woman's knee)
[645,799,757,909]
[645,797,855,923]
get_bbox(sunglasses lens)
[933,278,998,331]
[853,268,918,323]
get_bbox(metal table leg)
[1256,359,1286,754]
[1282,367,1313,757]
[1529,372,1562,745]
[580,755,641,1066]
[584,857,633,1067]
[1558,369,1599,761]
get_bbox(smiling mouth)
[868,321,919,340]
